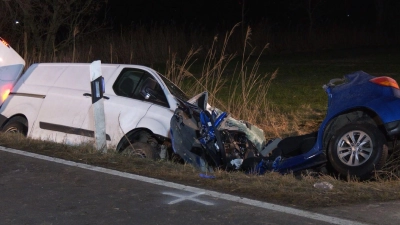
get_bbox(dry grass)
[374,143,400,180]
[259,104,325,139]
[164,23,241,104]
[164,23,325,140]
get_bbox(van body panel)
[32,87,93,143]
[0,96,44,134]
[81,96,153,147]
[137,104,174,138]
[52,64,119,90]
[24,64,67,86]
[12,84,52,97]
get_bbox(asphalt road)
[1,147,399,225]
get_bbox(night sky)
[108,0,380,29]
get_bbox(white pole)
[90,60,107,152]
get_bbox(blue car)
[170,71,400,180]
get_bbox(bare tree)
[276,0,326,36]
[1,0,107,60]
[0,0,22,39]
[304,0,326,36]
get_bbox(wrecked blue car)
[170,71,400,179]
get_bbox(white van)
[0,37,189,158]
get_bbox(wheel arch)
[115,127,170,152]
[135,117,170,138]
[1,114,28,129]
[1,114,29,135]
[322,108,385,151]
[1,101,40,135]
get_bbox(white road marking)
[0,146,369,225]
[162,192,214,205]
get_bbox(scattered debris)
[313,181,333,190]
[199,173,215,179]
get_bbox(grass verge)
[1,133,400,209]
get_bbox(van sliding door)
[32,65,93,144]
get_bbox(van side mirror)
[140,78,158,100]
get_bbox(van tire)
[121,142,158,159]
[2,117,28,136]
[118,131,160,160]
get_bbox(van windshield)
[158,72,189,101]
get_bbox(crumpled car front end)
[170,92,266,172]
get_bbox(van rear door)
[0,37,25,105]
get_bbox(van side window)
[113,69,143,97]
[113,68,169,108]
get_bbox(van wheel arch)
[116,128,162,159]
[116,128,152,151]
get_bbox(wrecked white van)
[0,37,268,164]
[0,37,189,158]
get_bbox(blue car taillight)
[370,76,400,98]
[370,76,399,89]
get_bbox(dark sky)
[108,0,379,29]
[109,0,242,26]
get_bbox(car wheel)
[328,122,388,180]
[2,116,28,136]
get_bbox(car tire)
[328,122,388,180]
[2,116,28,136]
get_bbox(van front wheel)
[121,142,158,159]
[118,131,159,160]
[2,117,28,136]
